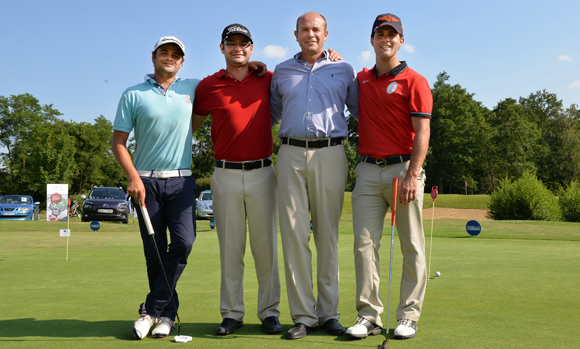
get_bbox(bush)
[488,173,562,221]
[195,177,212,193]
[559,181,580,222]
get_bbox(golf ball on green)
[436,271,441,277]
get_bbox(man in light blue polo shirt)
[112,36,199,340]
[270,12,358,340]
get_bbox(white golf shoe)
[393,319,417,339]
[152,317,175,338]
[345,316,382,339]
[133,306,157,340]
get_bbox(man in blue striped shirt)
[270,11,358,340]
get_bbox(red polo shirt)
[193,70,273,161]
[357,62,432,159]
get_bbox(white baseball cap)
[152,36,185,56]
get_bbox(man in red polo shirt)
[346,13,432,341]
[192,23,282,336]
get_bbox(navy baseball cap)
[372,13,403,36]
[221,23,253,43]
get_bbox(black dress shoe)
[262,316,283,334]
[286,323,317,339]
[321,319,345,336]
[216,318,243,335]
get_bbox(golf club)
[380,177,398,349]
[140,203,191,343]
[428,186,438,279]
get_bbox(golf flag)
[60,229,71,237]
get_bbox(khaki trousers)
[352,161,427,326]
[277,144,347,327]
[211,165,280,321]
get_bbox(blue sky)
[1,0,579,125]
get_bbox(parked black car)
[81,186,129,224]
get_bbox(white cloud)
[569,80,580,89]
[359,50,373,63]
[403,44,415,53]
[261,45,288,59]
[557,55,574,62]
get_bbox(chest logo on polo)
[183,95,191,104]
[386,82,398,94]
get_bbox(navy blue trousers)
[133,176,197,320]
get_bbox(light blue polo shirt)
[114,75,200,171]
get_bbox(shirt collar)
[144,74,182,85]
[371,61,408,78]
[214,68,256,81]
[144,74,181,96]
[293,49,329,63]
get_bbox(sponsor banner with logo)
[47,184,69,222]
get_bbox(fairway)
[1,209,579,348]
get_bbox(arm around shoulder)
[270,71,283,125]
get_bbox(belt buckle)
[156,170,175,178]
[375,158,387,167]
[241,161,252,170]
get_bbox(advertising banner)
[47,184,69,222]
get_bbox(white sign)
[47,184,69,222]
[60,229,71,237]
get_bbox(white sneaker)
[393,319,417,339]
[152,317,175,338]
[345,316,382,339]
[133,307,157,340]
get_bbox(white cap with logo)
[152,36,185,56]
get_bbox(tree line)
[0,93,126,201]
[2,72,579,201]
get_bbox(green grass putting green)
[1,195,579,348]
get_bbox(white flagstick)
[66,199,70,261]
[428,186,438,279]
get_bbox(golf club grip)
[140,205,155,236]
[392,177,398,226]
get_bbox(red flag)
[431,186,438,200]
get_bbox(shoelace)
[398,319,416,329]
[157,317,176,330]
[139,309,156,325]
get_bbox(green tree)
[426,72,490,194]
[558,105,580,182]
[519,90,564,189]
[0,94,62,190]
[345,113,361,192]
[487,98,540,183]
[68,115,126,194]
[14,119,76,196]
[191,115,215,179]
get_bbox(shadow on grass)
[193,323,362,346]
[0,320,360,346]
[0,319,134,340]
